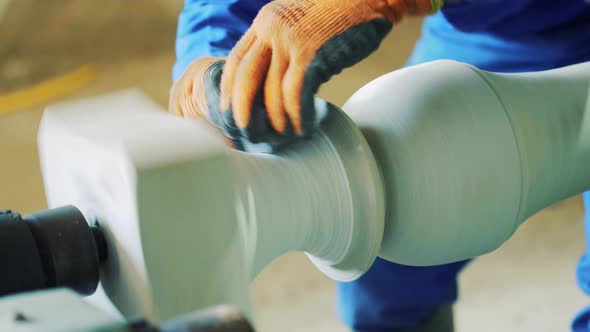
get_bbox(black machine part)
[0,206,255,332]
[0,205,107,297]
[0,288,255,332]
[160,305,255,332]
[125,306,255,332]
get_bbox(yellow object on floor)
[0,65,96,115]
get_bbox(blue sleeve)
[173,0,269,81]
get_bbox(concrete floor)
[0,5,588,331]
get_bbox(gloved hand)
[169,56,297,152]
[222,0,442,142]
[169,58,236,146]
[171,0,443,152]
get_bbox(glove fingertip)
[220,109,241,140]
[241,90,269,144]
[313,97,330,126]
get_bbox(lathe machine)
[1,60,589,331]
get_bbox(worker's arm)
[171,0,443,152]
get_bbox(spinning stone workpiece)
[38,60,590,326]
[344,59,590,266]
[38,89,384,323]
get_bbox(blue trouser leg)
[337,258,469,331]
[573,192,590,332]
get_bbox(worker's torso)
[408,0,590,72]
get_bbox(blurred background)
[0,1,587,331]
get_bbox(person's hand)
[220,0,442,142]
[170,0,442,152]
[170,57,298,152]
[169,58,236,144]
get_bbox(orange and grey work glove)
[170,56,292,152]
[169,57,242,147]
[172,0,443,152]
